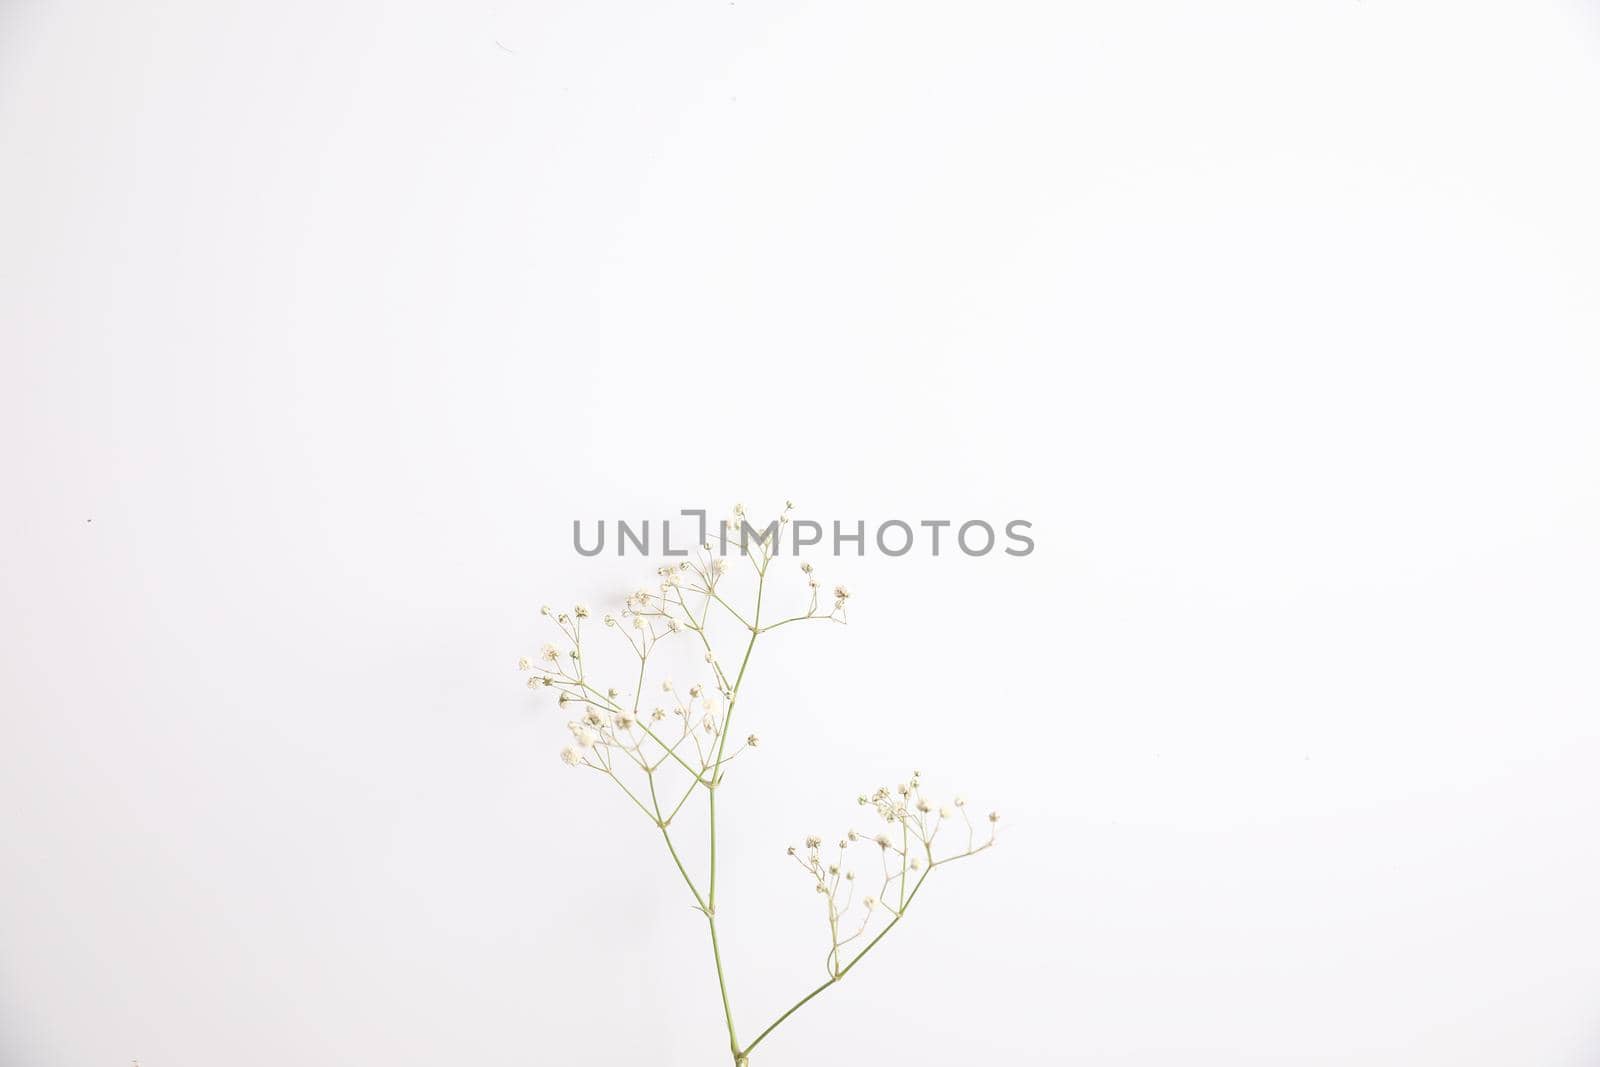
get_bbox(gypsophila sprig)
[519,501,997,1066]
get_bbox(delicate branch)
[520,501,995,1066]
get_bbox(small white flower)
[862,895,878,910]
[939,805,954,819]
[574,604,590,618]
[559,746,581,766]
[541,643,560,662]
[805,835,822,849]
[833,585,850,600]
[746,734,760,748]
[517,657,531,671]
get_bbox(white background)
[4,2,1600,1064]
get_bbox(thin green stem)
[648,772,706,912]
[709,786,719,908]
[743,870,933,1058]
[600,767,659,824]
[743,977,833,1058]
[707,915,740,1059]
[702,559,769,1063]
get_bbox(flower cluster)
[520,502,845,803]
[519,502,996,1066]
[790,774,997,979]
